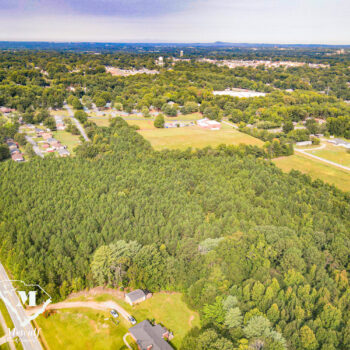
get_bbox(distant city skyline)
[0,0,349,44]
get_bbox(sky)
[0,0,349,44]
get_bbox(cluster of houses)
[7,139,24,162]
[197,58,329,69]
[35,128,70,156]
[124,289,174,350]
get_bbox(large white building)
[197,118,221,130]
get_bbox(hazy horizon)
[0,0,349,45]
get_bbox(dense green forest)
[1,117,350,349]
[1,47,350,349]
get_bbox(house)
[47,138,58,144]
[129,320,173,350]
[197,118,221,130]
[10,148,20,154]
[11,153,24,162]
[42,133,52,140]
[9,145,18,152]
[296,141,312,146]
[58,149,70,157]
[51,141,63,149]
[56,123,65,131]
[125,289,152,306]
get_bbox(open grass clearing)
[49,292,199,349]
[52,130,81,154]
[138,125,263,150]
[273,153,350,192]
[305,144,350,167]
[36,308,138,350]
[88,117,111,127]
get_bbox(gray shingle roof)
[129,320,172,350]
[126,289,146,302]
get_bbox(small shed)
[125,289,152,306]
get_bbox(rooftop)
[129,320,172,350]
[126,289,146,303]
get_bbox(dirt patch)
[188,315,194,327]
[66,287,125,300]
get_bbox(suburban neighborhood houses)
[7,139,24,162]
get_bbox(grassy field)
[306,144,350,167]
[52,131,81,154]
[50,110,69,117]
[36,308,137,350]
[273,154,350,192]
[38,293,199,350]
[137,125,263,150]
[92,293,200,349]
[164,112,202,121]
[88,117,111,127]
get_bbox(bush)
[312,137,320,145]
[43,116,56,130]
[74,110,88,123]
[154,114,165,128]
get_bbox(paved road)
[24,136,44,158]
[64,105,90,141]
[0,307,16,350]
[0,264,42,350]
[295,148,350,172]
[123,333,132,349]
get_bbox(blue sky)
[0,0,349,44]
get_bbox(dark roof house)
[129,320,173,350]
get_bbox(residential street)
[0,263,42,350]
[24,136,44,158]
[64,104,90,141]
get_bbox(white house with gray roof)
[125,289,152,306]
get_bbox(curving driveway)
[26,300,132,323]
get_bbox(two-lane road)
[0,264,42,350]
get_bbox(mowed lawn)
[117,293,200,349]
[88,117,111,127]
[306,144,350,167]
[137,125,263,150]
[40,293,199,350]
[52,131,81,154]
[273,154,350,192]
[35,308,138,350]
